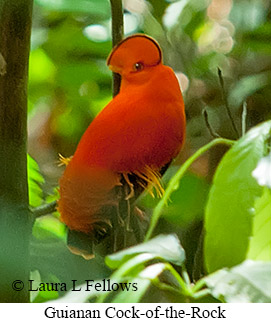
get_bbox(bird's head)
[107,34,162,83]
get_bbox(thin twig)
[218,68,239,138]
[202,108,220,138]
[242,101,247,136]
[31,200,57,218]
[110,0,124,97]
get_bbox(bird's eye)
[133,62,144,72]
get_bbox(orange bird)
[58,34,185,255]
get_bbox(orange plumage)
[58,34,185,242]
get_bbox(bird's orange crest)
[107,34,162,75]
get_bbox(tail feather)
[58,162,122,234]
[58,160,172,257]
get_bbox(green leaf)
[140,172,209,228]
[204,121,271,273]
[142,9,169,55]
[230,1,267,32]
[32,215,67,241]
[205,260,271,303]
[56,62,110,89]
[145,138,234,241]
[112,263,167,303]
[247,188,271,261]
[28,155,44,207]
[243,22,271,53]
[106,234,185,269]
[53,280,120,303]
[111,278,151,303]
[44,21,112,63]
[29,48,56,84]
[30,272,60,302]
[97,254,154,303]
[228,72,271,108]
[30,270,42,302]
[34,0,110,19]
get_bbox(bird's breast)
[72,66,185,173]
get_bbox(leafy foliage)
[55,234,200,303]
[204,121,271,272]
[247,188,271,261]
[140,170,209,228]
[35,0,110,18]
[28,154,44,207]
[24,0,271,303]
[106,234,185,268]
[205,260,271,303]
[55,236,271,303]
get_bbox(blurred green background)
[28,0,271,302]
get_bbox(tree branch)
[202,108,220,138]
[0,0,33,302]
[31,200,57,218]
[242,101,247,136]
[110,0,124,97]
[218,68,239,138]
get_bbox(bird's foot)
[58,153,73,166]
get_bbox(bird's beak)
[108,65,122,74]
